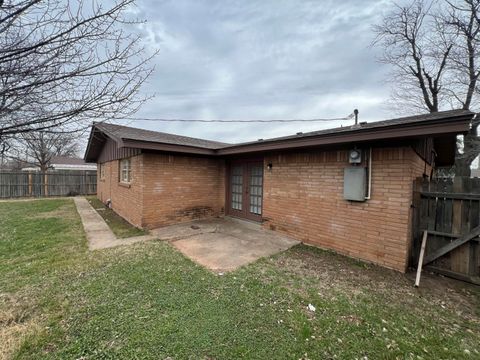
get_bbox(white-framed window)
[99,163,105,180]
[119,158,131,183]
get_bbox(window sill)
[118,182,131,188]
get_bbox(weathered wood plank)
[427,230,460,238]
[451,243,470,274]
[451,178,468,273]
[427,195,436,231]
[435,197,445,232]
[415,230,428,287]
[421,192,480,200]
[424,226,480,265]
[425,265,480,285]
[0,170,97,198]
[443,198,453,234]
[452,199,462,236]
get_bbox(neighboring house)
[471,168,480,178]
[84,109,473,272]
[22,156,97,171]
[49,156,97,171]
[20,166,40,172]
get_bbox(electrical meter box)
[343,167,366,201]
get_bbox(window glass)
[120,159,131,183]
[249,165,263,215]
[231,165,243,210]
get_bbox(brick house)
[84,109,473,272]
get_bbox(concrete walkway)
[74,197,155,250]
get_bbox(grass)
[0,199,479,359]
[86,196,146,238]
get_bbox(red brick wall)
[97,152,225,229]
[262,147,428,272]
[141,153,225,228]
[95,143,429,272]
[97,154,144,227]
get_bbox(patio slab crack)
[74,197,156,250]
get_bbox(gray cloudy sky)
[123,0,397,143]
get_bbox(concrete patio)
[75,196,300,272]
[151,217,300,272]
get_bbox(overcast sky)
[121,0,398,143]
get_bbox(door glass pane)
[249,165,263,215]
[231,165,243,210]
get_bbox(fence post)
[44,172,48,197]
[410,178,422,265]
[28,172,33,197]
[452,177,462,236]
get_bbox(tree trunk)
[455,126,479,177]
[455,157,472,177]
[40,163,49,172]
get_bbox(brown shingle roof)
[221,109,474,149]
[51,156,94,165]
[96,122,229,150]
[85,109,473,161]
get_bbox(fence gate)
[411,177,480,285]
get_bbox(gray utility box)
[344,167,366,201]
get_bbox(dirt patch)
[0,293,42,360]
[339,314,364,325]
[270,245,480,323]
[30,204,76,220]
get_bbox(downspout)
[365,147,372,200]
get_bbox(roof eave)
[84,112,473,160]
[83,125,98,161]
[84,124,127,162]
[96,124,125,147]
[216,116,471,155]
[122,139,217,155]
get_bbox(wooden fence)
[411,177,480,285]
[0,170,97,198]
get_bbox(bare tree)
[13,132,80,171]
[0,0,154,146]
[444,0,480,175]
[373,0,480,176]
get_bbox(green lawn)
[86,196,146,238]
[0,199,479,359]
